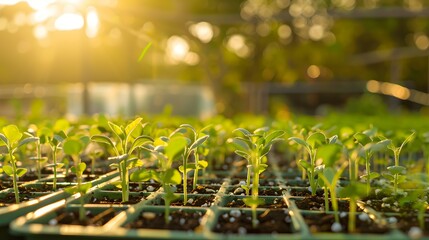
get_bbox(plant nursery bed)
[3,114,429,240]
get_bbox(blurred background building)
[0,0,429,119]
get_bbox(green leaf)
[360,172,380,180]
[126,158,143,169]
[63,139,83,155]
[128,135,153,154]
[3,125,22,145]
[189,135,209,150]
[243,196,265,208]
[382,173,395,181]
[387,165,406,175]
[265,130,285,145]
[228,138,251,152]
[369,139,391,152]
[298,159,311,171]
[0,133,8,146]
[16,168,27,177]
[288,137,309,149]
[53,119,70,133]
[234,150,249,159]
[322,167,335,184]
[316,144,342,167]
[2,165,13,176]
[178,163,196,173]
[354,132,371,146]
[130,169,152,182]
[71,162,86,175]
[197,160,208,169]
[17,137,39,149]
[64,186,77,195]
[307,132,326,149]
[163,169,182,185]
[339,182,366,198]
[165,136,187,161]
[108,121,125,141]
[234,128,252,137]
[257,163,268,174]
[125,117,143,136]
[77,182,92,194]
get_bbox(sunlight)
[85,6,99,38]
[54,12,84,31]
[189,22,214,43]
[166,36,190,62]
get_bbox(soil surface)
[224,197,287,208]
[51,208,117,226]
[213,209,293,234]
[304,213,389,233]
[154,195,216,207]
[228,187,284,196]
[393,214,429,235]
[125,209,205,231]
[294,195,356,212]
[174,184,220,194]
[89,193,145,204]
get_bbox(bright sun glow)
[54,12,84,31]
[166,36,190,62]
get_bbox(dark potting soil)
[0,186,53,206]
[154,195,216,207]
[293,195,356,212]
[393,214,429,235]
[174,184,219,194]
[228,187,284,196]
[109,182,161,193]
[289,188,324,197]
[213,209,293,234]
[304,213,389,234]
[125,209,204,231]
[89,194,144,204]
[51,208,117,226]
[225,197,287,208]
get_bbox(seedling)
[354,130,391,196]
[39,126,67,191]
[383,131,415,194]
[288,131,326,195]
[63,137,92,222]
[243,196,265,228]
[0,125,38,203]
[316,141,346,224]
[142,136,187,224]
[229,127,285,198]
[339,182,366,233]
[91,117,153,202]
[26,124,48,181]
[170,124,209,203]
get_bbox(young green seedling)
[142,136,187,224]
[243,196,265,228]
[229,127,285,197]
[315,140,345,223]
[63,137,92,222]
[339,182,366,233]
[26,125,48,181]
[0,125,38,203]
[169,124,209,204]
[383,131,415,194]
[91,117,153,202]
[39,127,67,191]
[354,131,391,196]
[288,131,326,195]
